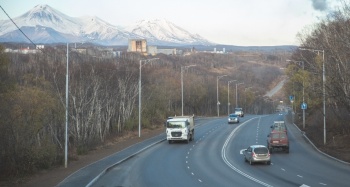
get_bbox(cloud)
[311,0,328,11]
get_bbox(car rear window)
[271,133,287,139]
[229,114,237,117]
[254,147,268,154]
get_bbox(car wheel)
[267,161,271,165]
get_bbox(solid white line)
[319,182,327,185]
[222,116,273,187]
[297,175,303,178]
[281,168,285,171]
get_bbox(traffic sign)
[301,102,307,110]
[289,95,294,102]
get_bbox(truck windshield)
[167,122,186,128]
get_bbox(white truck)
[165,115,195,144]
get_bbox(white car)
[228,114,239,124]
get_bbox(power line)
[0,5,37,47]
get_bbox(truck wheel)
[190,132,194,141]
[168,140,172,144]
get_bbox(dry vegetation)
[285,1,350,163]
[0,44,289,181]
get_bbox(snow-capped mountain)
[0,4,212,46]
[125,19,212,45]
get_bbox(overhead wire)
[0,5,37,48]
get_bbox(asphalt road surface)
[87,113,350,187]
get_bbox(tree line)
[285,1,350,146]
[0,44,284,178]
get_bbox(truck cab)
[234,108,244,117]
[166,116,195,144]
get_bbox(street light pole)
[217,75,227,117]
[139,58,159,137]
[64,39,94,168]
[235,83,244,108]
[228,80,237,115]
[244,87,252,111]
[65,43,69,168]
[181,65,196,116]
[299,48,326,144]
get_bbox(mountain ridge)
[0,4,213,46]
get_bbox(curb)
[292,122,350,165]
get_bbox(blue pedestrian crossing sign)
[301,102,307,110]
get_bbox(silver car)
[243,145,271,165]
[228,114,239,124]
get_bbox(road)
[264,78,286,97]
[88,113,350,187]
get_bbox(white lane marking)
[187,166,190,169]
[198,179,202,182]
[240,149,246,154]
[319,183,327,186]
[300,184,310,187]
[186,161,188,164]
[222,117,273,187]
[281,168,285,171]
[297,175,303,178]
[191,172,194,175]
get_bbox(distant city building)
[127,39,147,55]
[157,48,177,55]
[36,45,45,49]
[147,46,157,56]
[4,47,40,54]
[127,39,184,56]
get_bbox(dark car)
[267,131,289,153]
[243,145,271,165]
[228,114,239,124]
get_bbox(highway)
[87,113,350,187]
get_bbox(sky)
[0,0,343,46]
